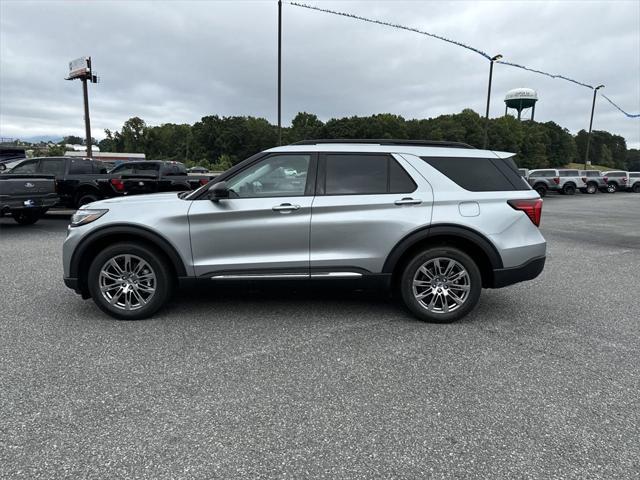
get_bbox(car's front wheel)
[87,242,173,320]
[399,247,482,323]
[607,183,617,193]
[585,183,598,194]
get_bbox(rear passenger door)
[310,153,433,274]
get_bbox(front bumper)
[491,255,546,288]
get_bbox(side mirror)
[208,181,229,202]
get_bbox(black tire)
[399,246,482,323]
[76,192,100,208]
[13,210,40,225]
[633,183,640,193]
[585,183,598,194]
[534,184,547,197]
[87,242,173,320]
[607,183,617,193]
[562,183,576,195]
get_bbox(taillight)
[110,178,125,192]
[199,178,209,186]
[553,177,560,185]
[508,199,543,227]
[622,177,628,184]
[582,177,587,183]
[603,176,608,183]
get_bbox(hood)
[86,192,182,208]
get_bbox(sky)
[1,0,639,147]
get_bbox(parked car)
[527,169,586,196]
[0,164,58,224]
[602,171,629,193]
[108,161,212,194]
[578,170,607,194]
[63,139,546,323]
[526,169,560,197]
[4,156,118,208]
[628,172,640,193]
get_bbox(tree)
[47,144,66,156]
[60,135,83,145]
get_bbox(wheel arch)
[383,224,503,288]
[70,225,187,294]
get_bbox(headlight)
[70,209,108,227]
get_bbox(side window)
[325,154,388,195]
[390,159,417,193]
[68,159,93,174]
[134,163,159,175]
[10,160,38,174]
[39,158,66,176]
[226,154,311,198]
[420,157,528,191]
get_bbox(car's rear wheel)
[399,247,482,323]
[607,183,617,193]
[534,184,547,197]
[633,183,640,193]
[87,242,173,320]
[13,210,40,225]
[76,192,100,208]
[562,183,576,195]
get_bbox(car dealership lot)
[1,195,639,478]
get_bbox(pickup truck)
[3,156,124,208]
[107,161,213,194]
[0,165,58,224]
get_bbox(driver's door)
[188,153,316,277]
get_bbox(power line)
[289,1,639,119]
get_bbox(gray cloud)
[1,0,638,147]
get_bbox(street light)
[483,54,503,149]
[584,84,605,169]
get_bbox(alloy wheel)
[412,257,471,314]
[99,254,157,311]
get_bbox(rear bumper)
[490,255,546,288]
[0,193,58,214]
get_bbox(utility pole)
[584,85,604,170]
[66,56,98,158]
[277,0,282,145]
[483,54,502,149]
[82,76,92,158]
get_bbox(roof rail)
[291,139,475,149]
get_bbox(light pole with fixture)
[584,84,604,169]
[483,54,503,149]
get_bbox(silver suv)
[63,140,546,323]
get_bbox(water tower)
[504,88,538,120]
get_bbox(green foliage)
[59,135,83,145]
[46,144,66,156]
[100,111,637,170]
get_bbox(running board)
[210,272,363,280]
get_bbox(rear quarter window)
[420,156,528,191]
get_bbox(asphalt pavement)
[1,193,639,479]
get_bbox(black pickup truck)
[3,156,122,208]
[2,157,214,208]
[108,160,213,194]
[0,164,58,224]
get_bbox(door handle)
[394,198,422,205]
[272,203,300,212]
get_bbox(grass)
[564,162,611,172]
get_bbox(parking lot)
[1,194,638,479]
